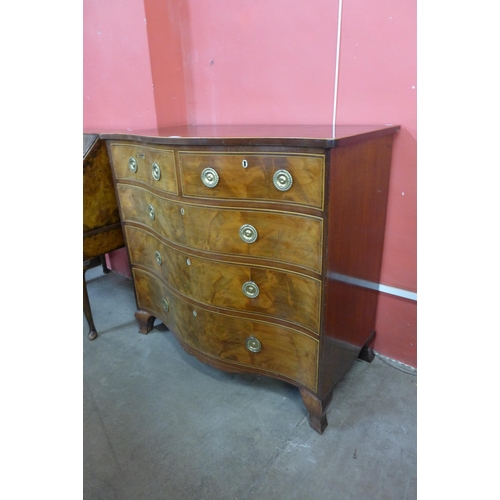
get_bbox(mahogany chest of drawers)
[103,125,399,433]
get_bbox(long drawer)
[118,184,323,273]
[179,151,325,209]
[133,268,319,391]
[126,225,321,334]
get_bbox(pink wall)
[182,0,338,125]
[335,0,417,366]
[143,0,190,127]
[337,0,417,291]
[83,0,156,131]
[83,0,188,276]
[83,0,417,367]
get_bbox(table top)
[90,124,400,148]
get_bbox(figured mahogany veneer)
[133,268,319,392]
[102,124,400,433]
[179,151,324,209]
[117,184,323,273]
[125,225,321,334]
[110,143,178,195]
[83,134,124,340]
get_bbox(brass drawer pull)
[201,167,219,188]
[239,224,258,243]
[162,298,169,313]
[128,157,138,173]
[155,251,162,265]
[246,336,262,353]
[152,162,161,181]
[273,169,293,192]
[148,204,155,220]
[242,281,259,298]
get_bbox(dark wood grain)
[117,184,323,273]
[110,142,178,195]
[328,135,394,282]
[83,136,124,260]
[83,135,125,341]
[105,125,399,432]
[133,268,319,391]
[99,124,400,148]
[125,225,321,334]
[179,150,325,209]
[313,134,395,396]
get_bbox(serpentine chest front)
[104,125,399,433]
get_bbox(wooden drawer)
[126,225,322,333]
[118,184,323,273]
[179,151,324,209]
[133,268,319,391]
[83,136,124,261]
[110,143,178,194]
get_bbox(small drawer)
[110,142,178,194]
[117,185,323,273]
[133,268,319,391]
[179,151,324,209]
[126,225,322,333]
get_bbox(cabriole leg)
[83,265,98,341]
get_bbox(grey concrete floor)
[83,266,417,500]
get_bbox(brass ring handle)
[201,167,219,188]
[128,157,138,173]
[246,336,262,353]
[273,169,293,192]
[152,162,161,181]
[155,251,162,265]
[242,281,259,298]
[162,298,169,313]
[148,204,155,220]
[239,224,258,243]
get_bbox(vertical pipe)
[332,0,343,137]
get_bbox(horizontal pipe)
[329,272,417,301]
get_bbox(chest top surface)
[98,124,400,148]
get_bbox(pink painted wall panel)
[143,0,190,127]
[336,0,417,292]
[183,0,338,125]
[83,0,157,132]
[84,0,159,277]
[374,295,417,368]
[335,0,417,365]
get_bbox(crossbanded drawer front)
[126,225,321,334]
[110,143,178,194]
[179,152,324,209]
[118,184,323,273]
[133,268,319,391]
